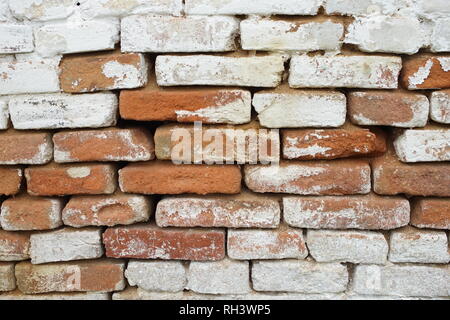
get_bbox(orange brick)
[0,130,53,165]
[411,198,450,230]
[0,230,30,261]
[119,161,241,195]
[103,224,225,261]
[25,164,117,196]
[401,55,450,90]
[0,167,22,195]
[53,127,155,163]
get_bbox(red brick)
[15,260,125,294]
[0,167,22,195]
[63,193,152,227]
[25,164,117,196]
[0,230,30,261]
[120,85,251,124]
[53,127,155,163]
[59,52,148,93]
[0,195,63,231]
[348,91,429,127]
[411,198,450,230]
[372,147,450,196]
[0,130,53,165]
[282,124,386,160]
[401,55,450,90]
[103,224,225,261]
[119,161,241,195]
[244,160,371,195]
[283,194,410,230]
[0,290,109,300]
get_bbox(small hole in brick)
[76,2,80,6]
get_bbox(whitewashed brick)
[253,90,346,128]
[0,24,33,54]
[431,18,450,52]
[431,90,450,124]
[289,55,402,89]
[412,0,450,19]
[81,0,183,18]
[252,260,348,293]
[228,227,308,260]
[35,18,120,57]
[0,263,15,292]
[121,15,239,53]
[324,0,403,16]
[8,0,76,21]
[30,228,103,264]
[125,261,186,292]
[346,16,425,55]
[0,100,9,130]
[156,55,285,87]
[241,18,343,52]
[185,0,322,15]
[307,230,388,264]
[0,1,14,22]
[0,58,60,95]
[352,264,450,297]
[389,227,450,264]
[9,93,118,130]
[187,259,251,295]
[393,129,450,162]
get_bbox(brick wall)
[0,0,449,300]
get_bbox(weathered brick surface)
[119,161,241,195]
[228,226,308,260]
[0,290,109,300]
[120,86,251,124]
[0,24,33,54]
[388,227,449,264]
[63,193,151,227]
[0,131,53,165]
[15,260,125,294]
[0,230,30,261]
[30,228,104,264]
[1,196,63,231]
[53,127,155,163]
[411,198,449,230]
[283,194,410,230]
[430,89,450,123]
[156,192,280,228]
[401,55,450,90]
[348,91,429,128]
[103,225,225,261]
[60,52,148,93]
[0,167,22,196]
[0,99,9,130]
[245,160,371,195]
[289,55,402,89]
[307,230,388,264]
[282,125,386,160]
[0,262,15,292]
[25,164,117,196]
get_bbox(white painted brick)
[9,93,118,130]
[30,228,103,264]
[35,18,120,57]
[0,24,34,54]
[0,58,60,95]
[324,0,404,16]
[0,100,9,130]
[0,263,15,292]
[0,55,14,63]
[412,0,450,19]
[393,129,450,162]
[81,0,183,18]
[307,230,388,264]
[187,259,251,295]
[125,261,186,292]
[431,90,450,124]
[252,260,348,293]
[431,18,450,52]
[185,0,323,15]
[228,227,308,260]
[352,264,450,297]
[253,90,346,128]
[156,55,285,87]
[241,18,343,52]
[0,1,14,22]
[389,227,450,264]
[289,55,401,89]
[8,0,76,21]
[345,16,425,55]
[121,15,239,53]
